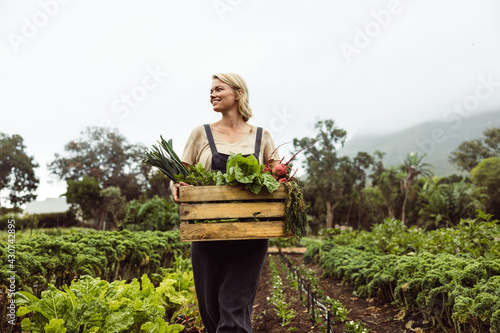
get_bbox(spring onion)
[143,136,189,182]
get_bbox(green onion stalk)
[142,136,189,183]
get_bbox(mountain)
[338,110,500,177]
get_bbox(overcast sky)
[1,0,500,206]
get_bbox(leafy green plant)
[269,237,302,251]
[283,181,307,238]
[143,136,189,183]
[175,153,281,195]
[267,255,296,327]
[344,320,370,333]
[120,195,180,231]
[16,271,186,333]
[279,254,356,329]
[225,153,280,194]
[0,229,190,298]
[175,162,225,186]
[301,211,500,332]
[418,179,486,228]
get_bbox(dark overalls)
[190,124,268,333]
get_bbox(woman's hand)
[171,181,193,204]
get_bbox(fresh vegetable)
[225,153,280,194]
[177,153,280,194]
[272,164,289,180]
[143,136,189,183]
[282,181,307,238]
[0,230,190,297]
[303,213,500,333]
[175,162,226,186]
[264,141,316,183]
[143,137,307,238]
[15,257,194,333]
[262,142,289,173]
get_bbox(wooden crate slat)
[179,202,284,220]
[179,185,286,202]
[180,221,294,241]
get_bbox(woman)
[171,73,280,333]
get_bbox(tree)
[48,126,148,201]
[358,187,386,227]
[418,178,486,228]
[449,127,500,172]
[147,170,172,198]
[400,153,433,225]
[101,186,126,230]
[65,176,103,228]
[0,133,39,207]
[293,119,347,229]
[120,195,180,231]
[370,152,403,219]
[470,157,500,219]
[65,177,126,230]
[373,166,404,219]
[299,179,324,234]
[436,174,471,185]
[350,152,375,228]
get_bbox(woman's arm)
[170,162,192,204]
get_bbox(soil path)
[251,251,448,333]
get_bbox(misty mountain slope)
[338,110,500,177]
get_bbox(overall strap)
[254,127,263,161]
[203,124,218,154]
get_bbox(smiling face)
[210,78,240,113]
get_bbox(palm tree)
[376,167,403,219]
[400,153,433,225]
[419,179,486,228]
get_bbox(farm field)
[2,211,498,332]
[253,252,412,333]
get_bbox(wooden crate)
[179,185,295,242]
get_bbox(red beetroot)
[262,165,272,173]
[264,141,316,180]
[272,162,288,179]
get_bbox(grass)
[0,227,96,242]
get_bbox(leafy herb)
[225,153,280,194]
[176,153,280,194]
[143,136,189,183]
[175,163,226,186]
[16,257,194,333]
[283,180,307,239]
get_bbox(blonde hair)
[212,73,252,122]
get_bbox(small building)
[24,197,71,215]
[22,197,79,228]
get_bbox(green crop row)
[15,256,200,333]
[314,211,500,259]
[0,229,190,297]
[304,213,500,332]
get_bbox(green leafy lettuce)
[175,153,279,194]
[225,153,280,194]
[175,163,226,186]
[16,257,192,333]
